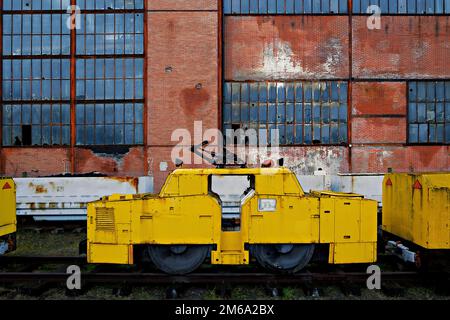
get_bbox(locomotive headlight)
[258,199,277,212]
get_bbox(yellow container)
[382,173,450,249]
[0,177,16,254]
[0,178,16,237]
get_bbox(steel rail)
[0,271,446,285]
[0,256,86,265]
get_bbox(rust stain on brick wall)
[352,146,449,173]
[225,16,349,80]
[352,82,407,115]
[75,147,145,176]
[180,87,211,116]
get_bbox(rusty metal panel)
[14,176,153,221]
[224,16,349,80]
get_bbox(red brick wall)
[352,82,406,116]
[0,148,70,177]
[224,16,349,80]
[352,117,406,144]
[352,146,449,173]
[147,11,219,146]
[353,16,450,79]
[147,0,218,10]
[1,9,449,186]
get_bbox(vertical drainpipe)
[218,0,224,134]
[70,0,77,174]
[143,1,149,176]
[0,0,3,174]
[347,0,353,173]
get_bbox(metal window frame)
[406,80,450,145]
[0,0,146,149]
[223,80,349,147]
[223,0,450,15]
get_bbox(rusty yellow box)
[382,173,450,249]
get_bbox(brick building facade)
[0,0,449,192]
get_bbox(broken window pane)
[224,81,349,145]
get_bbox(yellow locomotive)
[0,177,17,255]
[87,167,378,274]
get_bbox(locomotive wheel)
[253,244,315,273]
[147,245,209,275]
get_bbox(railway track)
[0,255,447,285]
[0,270,443,284]
[0,255,448,300]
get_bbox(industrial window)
[3,59,71,101]
[2,0,71,11]
[408,82,450,144]
[75,13,144,55]
[74,3,145,146]
[1,0,145,147]
[224,0,348,14]
[223,81,348,145]
[1,2,72,147]
[353,0,450,14]
[75,103,143,145]
[2,103,70,146]
[77,0,144,10]
[76,58,144,100]
[2,14,71,56]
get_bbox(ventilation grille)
[95,207,115,232]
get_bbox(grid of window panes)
[223,81,348,145]
[75,12,144,55]
[408,82,450,144]
[1,1,72,146]
[77,0,144,10]
[353,0,450,14]
[3,59,71,101]
[75,58,143,100]
[74,1,145,146]
[2,104,71,146]
[2,0,71,11]
[224,0,348,14]
[2,13,71,56]
[75,103,143,145]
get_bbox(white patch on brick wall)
[282,148,345,175]
[260,41,315,78]
[321,38,342,74]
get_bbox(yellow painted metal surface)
[382,173,450,249]
[87,168,378,266]
[0,178,16,238]
[329,243,377,264]
[88,243,133,264]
